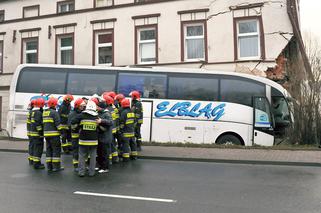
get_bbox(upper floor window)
[57,0,75,13]
[0,10,4,22]
[22,38,38,64]
[56,34,74,65]
[95,0,114,7]
[94,31,113,66]
[236,18,261,60]
[136,26,157,64]
[23,5,40,18]
[182,22,206,61]
[0,41,3,73]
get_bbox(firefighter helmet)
[129,90,141,100]
[63,94,74,102]
[104,95,114,105]
[36,98,45,108]
[74,98,85,109]
[90,97,99,106]
[115,93,125,102]
[121,99,130,108]
[47,98,58,108]
[107,91,117,99]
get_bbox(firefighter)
[96,98,113,173]
[114,93,125,157]
[130,90,144,151]
[71,100,100,177]
[30,98,45,169]
[119,98,137,162]
[27,99,36,165]
[102,93,119,163]
[59,94,74,154]
[68,98,86,171]
[43,98,64,172]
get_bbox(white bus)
[7,64,291,146]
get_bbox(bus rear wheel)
[216,134,242,146]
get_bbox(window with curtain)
[237,19,260,59]
[95,32,113,65]
[59,36,73,65]
[0,41,3,72]
[184,23,205,60]
[57,1,75,13]
[95,0,113,7]
[138,28,156,64]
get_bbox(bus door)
[141,100,153,142]
[253,97,274,146]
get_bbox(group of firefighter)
[26,91,143,177]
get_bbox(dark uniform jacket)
[98,108,113,144]
[131,100,143,125]
[68,109,82,139]
[30,108,43,138]
[58,101,71,130]
[26,109,32,137]
[107,105,117,134]
[119,107,135,138]
[71,112,99,146]
[43,108,61,137]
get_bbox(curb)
[1,149,321,167]
[139,156,321,167]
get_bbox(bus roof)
[15,63,289,97]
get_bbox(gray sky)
[300,0,321,41]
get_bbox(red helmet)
[47,98,58,108]
[63,94,74,102]
[108,91,117,99]
[74,98,85,109]
[115,94,125,102]
[90,97,99,106]
[104,96,114,105]
[30,99,36,107]
[121,99,130,108]
[35,98,45,108]
[129,90,141,100]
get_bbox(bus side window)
[168,76,219,101]
[117,72,167,98]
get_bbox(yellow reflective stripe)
[29,132,40,136]
[52,158,61,163]
[79,140,98,146]
[112,152,118,157]
[138,119,143,124]
[31,119,36,123]
[73,159,79,165]
[123,133,134,137]
[26,121,31,124]
[60,114,68,118]
[28,156,33,161]
[71,133,79,138]
[44,132,60,137]
[112,128,117,134]
[80,121,97,125]
[126,119,134,124]
[46,158,52,163]
[36,126,42,131]
[33,157,40,162]
[131,151,138,156]
[61,143,69,147]
[122,153,130,158]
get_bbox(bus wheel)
[216,134,242,145]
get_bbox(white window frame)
[58,1,74,13]
[58,36,73,65]
[23,38,38,64]
[237,19,261,60]
[184,23,205,62]
[95,0,113,7]
[95,32,113,66]
[137,27,156,64]
[0,40,3,73]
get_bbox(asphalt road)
[0,152,321,213]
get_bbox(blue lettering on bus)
[155,101,226,121]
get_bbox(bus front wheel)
[216,134,242,146]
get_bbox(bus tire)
[216,134,242,145]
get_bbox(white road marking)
[73,191,177,203]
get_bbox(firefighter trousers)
[32,137,44,166]
[61,129,72,152]
[111,133,118,162]
[45,136,62,170]
[135,124,142,149]
[120,136,132,161]
[79,145,97,176]
[71,138,79,168]
[28,136,34,163]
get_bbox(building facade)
[0,0,304,130]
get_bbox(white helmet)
[83,100,98,116]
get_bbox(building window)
[23,5,40,18]
[183,22,206,61]
[57,0,75,13]
[236,19,261,59]
[22,38,38,63]
[95,0,114,7]
[137,27,157,64]
[57,34,74,65]
[0,10,4,22]
[94,31,113,66]
[0,41,3,73]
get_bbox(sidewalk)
[1,139,321,167]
